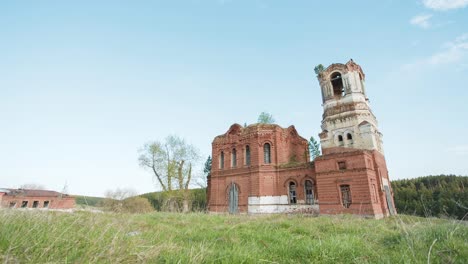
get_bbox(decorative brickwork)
[208,124,318,214]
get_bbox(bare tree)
[104,188,137,201]
[101,188,136,212]
[138,135,200,212]
[102,188,152,213]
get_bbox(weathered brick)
[207,60,396,218]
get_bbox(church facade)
[207,60,396,218]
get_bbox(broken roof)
[0,188,70,197]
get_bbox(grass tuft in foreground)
[0,210,467,263]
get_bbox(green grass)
[0,210,467,263]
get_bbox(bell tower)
[313,59,396,218]
[316,59,383,154]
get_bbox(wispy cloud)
[446,145,468,155]
[410,14,433,28]
[428,34,468,65]
[423,0,468,10]
[403,33,468,69]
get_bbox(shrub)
[99,197,153,214]
[122,197,154,214]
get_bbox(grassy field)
[0,210,467,263]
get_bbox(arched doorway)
[228,183,238,214]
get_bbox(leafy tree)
[138,135,200,212]
[308,136,321,161]
[204,156,212,178]
[257,112,275,124]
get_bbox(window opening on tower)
[330,72,344,97]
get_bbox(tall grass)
[0,210,467,263]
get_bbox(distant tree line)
[391,175,468,220]
[76,175,468,219]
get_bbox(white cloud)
[423,0,468,10]
[403,33,468,69]
[410,14,433,28]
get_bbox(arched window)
[231,149,237,167]
[264,143,271,164]
[289,182,297,204]
[338,135,343,145]
[330,72,344,97]
[347,133,353,140]
[305,180,314,205]
[245,145,251,166]
[340,185,352,208]
[220,151,224,169]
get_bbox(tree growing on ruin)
[309,136,321,161]
[138,135,200,212]
[314,64,325,75]
[257,112,275,124]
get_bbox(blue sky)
[1,0,467,196]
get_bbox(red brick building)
[0,188,75,210]
[207,59,396,218]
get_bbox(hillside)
[391,175,468,220]
[74,195,106,207]
[0,210,467,263]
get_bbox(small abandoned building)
[0,188,75,209]
[207,59,396,218]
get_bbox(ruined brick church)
[207,60,396,218]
